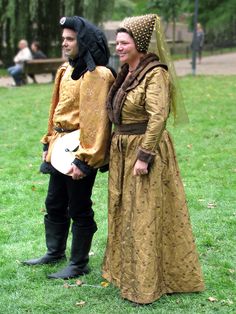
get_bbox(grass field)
[0,76,235,313]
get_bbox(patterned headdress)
[120,14,156,52]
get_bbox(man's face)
[18,40,27,50]
[62,28,79,59]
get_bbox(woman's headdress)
[120,14,156,53]
[119,14,188,125]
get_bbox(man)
[8,39,32,86]
[23,16,115,279]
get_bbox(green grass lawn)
[0,77,235,314]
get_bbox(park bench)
[23,58,66,82]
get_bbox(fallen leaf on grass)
[207,202,217,209]
[208,296,218,302]
[63,282,83,288]
[228,269,235,274]
[63,280,104,289]
[187,144,192,149]
[221,299,234,305]
[75,279,83,286]
[75,301,86,307]
[89,251,95,256]
[101,281,109,287]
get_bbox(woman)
[102,14,204,304]
[196,23,204,63]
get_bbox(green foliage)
[0,0,114,65]
[0,68,8,76]
[0,76,236,313]
[111,0,236,47]
[147,0,183,22]
[132,0,149,15]
[84,0,115,24]
[112,0,135,20]
[184,0,236,46]
[111,0,185,21]
[147,0,184,51]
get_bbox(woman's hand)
[133,159,148,176]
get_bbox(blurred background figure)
[7,39,32,86]
[31,41,47,59]
[196,23,205,63]
[29,41,47,83]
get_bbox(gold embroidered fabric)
[41,63,114,168]
[102,67,204,304]
[122,67,169,153]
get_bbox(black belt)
[54,126,76,133]
[114,122,148,135]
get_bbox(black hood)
[60,16,110,80]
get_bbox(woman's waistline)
[114,122,148,135]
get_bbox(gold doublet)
[41,63,114,168]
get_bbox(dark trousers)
[45,170,97,228]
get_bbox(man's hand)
[133,159,149,176]
[67,164,86,180]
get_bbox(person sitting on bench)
[7,39,32,86]
[29,41,47,83]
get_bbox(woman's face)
[116,32,140,65]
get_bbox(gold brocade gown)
[102,65,205,304]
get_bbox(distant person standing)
[196,23,205,63]
[7,39,32,86]
[29,41,47,83]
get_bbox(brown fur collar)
[107,53,167,124]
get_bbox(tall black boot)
[47,222,97,279]
[23,215,70,265]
